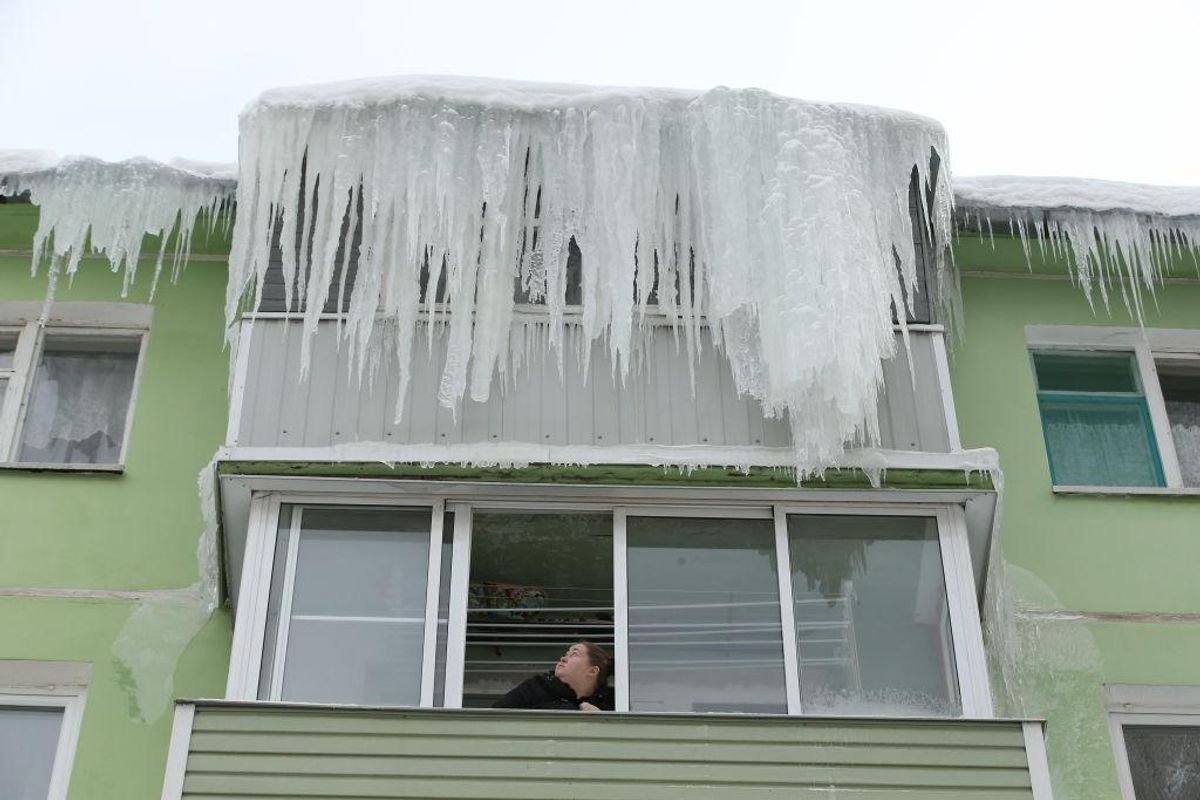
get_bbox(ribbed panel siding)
[233,321,951,453]
[180,706,1035,800]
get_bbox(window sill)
[1052,485,1200,497]
[0,462,124,474]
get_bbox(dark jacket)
[492,672,614,711]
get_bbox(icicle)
[0,153,236,303]
[227,76,955,479]
[955,175,1200,324]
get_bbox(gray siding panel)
[235,321,951,454]
[179,704,1037,800]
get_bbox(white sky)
[2,0,1197,185]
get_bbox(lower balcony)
[162,701,1052,799]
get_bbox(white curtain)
[19,348,137,464]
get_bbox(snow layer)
[229,75,953,478]
[955,175,1200,320]
[1,153,236,298]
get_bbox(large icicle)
[954,176,1200,320]
[229,76,954,478]
[0,152,236,298]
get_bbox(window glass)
[0,334,16,369]
[1123,725,1200,800]
[432,511,454,707]
[1158,365,1200,488]
[0,378,7,411]
[626,516,786,713]
[464,512,612,707]
[1033,352,1163,487]
[0,705,63,800]
[787,515,960,716]
[1039,398,1163,486]
[17,336,139,464]
[277,507,431,706]
[1034,352,1140,393]
[257,505,294,699]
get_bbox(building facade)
[1,92,1197,799]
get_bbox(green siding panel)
[179,705,1038,800]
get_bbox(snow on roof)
[231,74,954,480]
[953,175,1200,323]
[244,73,945,130]
[955,175,1200,218]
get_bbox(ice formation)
[229,75,953,477]
[0,152,236,299]
[955,176,1200,320]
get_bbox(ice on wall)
[955,175,1200,321]
[0,152,236,299]
[229,76,953,477]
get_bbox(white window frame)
[1106,684,1200,800]
[0,302,151,471]
[1026,325,1200,494]
[227,489,993,718]
[0,660,90,800]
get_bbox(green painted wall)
[0,206,232,799]
[951,236,1200,800]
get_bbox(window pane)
[278,507,431,705]
[1039,396,1163,486]
[257,504,294,699]
[464,512,612,708]
[1034,352,1139,393]
[432,511,454,707]
[626,517,786,714]
[1123,725,1200,800]
[1159,367,1200,488]
[0,378,7,412]
[788,515,960,716]
[0,705,64,800]
[0,334,16,369]
[17,337,139,464]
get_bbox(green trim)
[216,460,994,490]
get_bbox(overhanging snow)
[955,175,1200,320]
[0,152,236,298]
[229,75,954,479]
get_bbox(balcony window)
[788,514,960,716]
[238,495,990,718]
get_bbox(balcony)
[162,701,1051,799]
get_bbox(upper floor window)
[0,303,149,469]
[1028,327,1200,491]
[230,493,991,719]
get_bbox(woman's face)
[554,644,597,686]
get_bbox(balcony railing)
[161,701,1051,799]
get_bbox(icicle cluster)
[955,176,1200,321]
[0,153,236,298]
[229,76,953,477]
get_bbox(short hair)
[577,641,612,685]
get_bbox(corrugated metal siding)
[180,705,1036,799]
[233,320,950,453]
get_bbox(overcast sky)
[2,0,1197,185]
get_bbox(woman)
[492,641,614,711]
